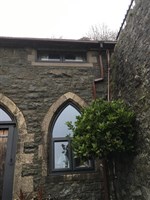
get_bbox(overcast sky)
[0,0,131,39]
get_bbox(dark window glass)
[64,54,86,62]
[74,158,93,168]
[48,54,61,61]
[37,51,61,61]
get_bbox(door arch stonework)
[0,93,33,199]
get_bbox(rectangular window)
[37,50,86,63]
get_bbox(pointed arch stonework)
[41,92,87,175]
[0,93,34,198]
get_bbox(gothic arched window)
[0,107,17,200]
[50,103,93,172]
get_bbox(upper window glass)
[52,105,79,138]
[0,108,12,121]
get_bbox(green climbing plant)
[67,98,137,159]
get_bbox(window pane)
[37,51,61,62]
[54,141,70,169]
[0,109,12,121]
[64,54,85,62]
[53,105,80,138]
[48,54,61,61]
[74,158,93,169]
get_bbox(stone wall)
[0,44,110,199]
[111,0,150,199]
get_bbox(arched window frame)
[42,92,95,175]
[49,101,94,173]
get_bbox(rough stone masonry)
[0,39,114,199]
[111,0,150,199]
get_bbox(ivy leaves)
[67,99,137,159]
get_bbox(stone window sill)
[31,61,93,67]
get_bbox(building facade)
[0,37,115,199]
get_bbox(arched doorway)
[0,107,17,200]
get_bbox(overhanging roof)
[0,36,116,51]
